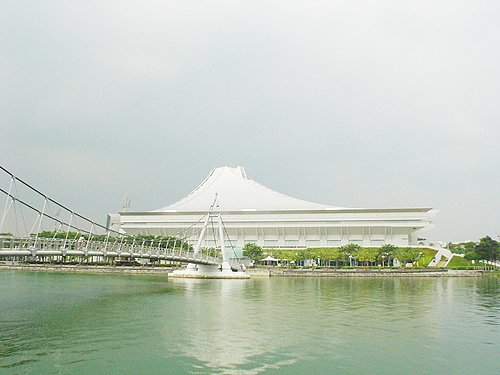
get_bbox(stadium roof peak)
[155,166,342,212]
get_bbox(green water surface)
[0,271,498,374]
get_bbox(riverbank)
[0,263,492,277]
[0,263,171,275]
[248,267,488,277]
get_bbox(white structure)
[108,166,435,249]
[170,205,249,279]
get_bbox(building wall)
[109,208,434,248]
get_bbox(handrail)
[0,235,222,265]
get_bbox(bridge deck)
[0,237,221,266]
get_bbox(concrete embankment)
[0,264,489,277]
[0,263,172,275]
[246,268,487,277]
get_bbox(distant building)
[107,166,435,248]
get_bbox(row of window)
[201,238,408,247]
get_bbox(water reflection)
[475,278,500,310]
[0,272,498,375]
[165,277,449,374]
[166,279,302,373]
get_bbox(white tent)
[260,255,280,265]
[261,255,279,262]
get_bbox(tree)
[464,249,480,268]
[394,247,419,267]
[340,244,361,266]
[475,236,499,266]
[448,241,476,254]
[464,249,479,261]
[327,247,343,267]
[378,244,397,267]
[354,247,377,267]
[319,248,340,266]
[242,243,263,261]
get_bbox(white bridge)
[0,236,221,266]
[0,165,247,277]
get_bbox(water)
[0,271,498,374]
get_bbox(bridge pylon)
[170,199,249,279]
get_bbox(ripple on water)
[0,273,499,374]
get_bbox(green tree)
[464,249,481,268]
[448,241,476,254]
[326,247,343,265]
[378,244,397,267]
[354,247,377,266]
[340,244,361,266]
[464,249,480,261]
[242,243,264,261]
[318,248,336,266]
[394,247,419,267]
[296,249,308,262]
[475,236,499,265]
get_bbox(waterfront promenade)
[0,263,490,277]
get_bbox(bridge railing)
[0,235,222,264]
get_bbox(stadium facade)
[107,166,435,248]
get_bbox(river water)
[0,271,498,374]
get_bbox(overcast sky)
[1,0,499,242]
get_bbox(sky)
[1,0,499,242]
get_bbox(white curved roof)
[155,166,341,212]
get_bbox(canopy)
[261,255,279,262]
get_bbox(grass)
[447,255,492,269]
[447,256,471,268]
[417,248,438,267]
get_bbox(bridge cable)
[0,165,117,235]
[0,187,96,237]
[0,177,14,233]
[1,165,211,258]
[221,218,243,268]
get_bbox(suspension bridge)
[0,165,248,277]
